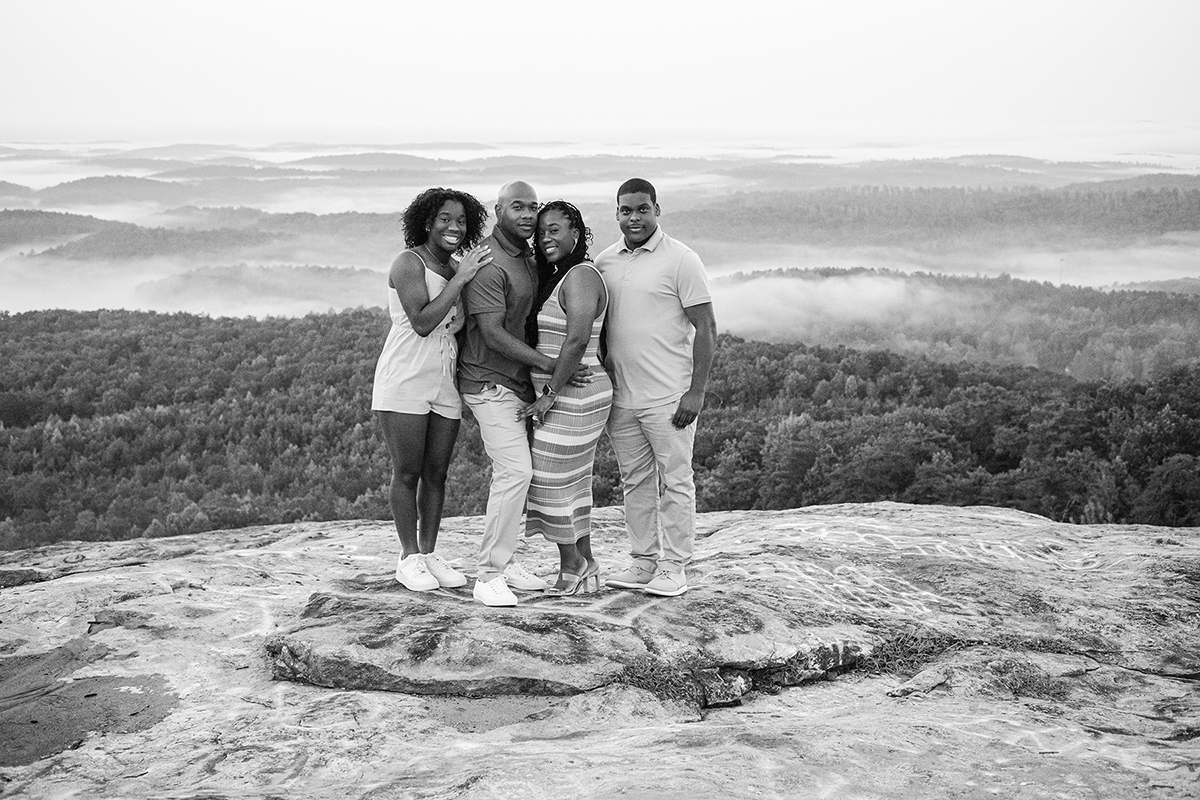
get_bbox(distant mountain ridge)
[10,151,1199,214]
[38,225,276,260]
[149,165,313,179]
[1061,173,1200,191]
[0,209,124,246]
[4,144,1197,319]
[672,185,1200,245]
[0,181,34,199]
[37,175,197,205]
[1111,276,1200,295]
[2,208,400,270]
[284,153,445,168]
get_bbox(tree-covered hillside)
[674,186,1200,246]
[4,209,400,265]
[2,309,1198,550]
[718,268,1200,383]
[0,209,123,245]
[696,336,1200,527]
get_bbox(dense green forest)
[2,307,1199,550]
[695,339,1199,526]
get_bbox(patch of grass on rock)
[858,627,963,677]
[990,657,1071,700]
[618,655,704,705]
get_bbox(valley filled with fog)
[3,141,1199,327]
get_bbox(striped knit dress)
[525,263,613,544]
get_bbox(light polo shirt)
[596,226,712,410]
[458,224,538,401]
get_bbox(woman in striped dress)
[520,200,613,595]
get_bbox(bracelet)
[542,385,559,399]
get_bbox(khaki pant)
[463,385,533,581]
[606,403,697,571]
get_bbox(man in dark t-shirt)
[459,180,553,606]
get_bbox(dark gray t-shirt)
[457,226,537,401]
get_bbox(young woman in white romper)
[372,188,491,592]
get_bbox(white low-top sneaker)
[395,553,439,592]
[473,575,518,607]
[643,568,689,597]
[503,561,549,591]
[605,561,656,589]
[423,552,467,588]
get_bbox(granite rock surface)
[1,503,1197,799]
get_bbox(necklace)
[421,242,451,268]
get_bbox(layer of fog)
[0,158,158,191]
[699,238,1200,290]
[6,140,1200,321]
[713,273,983,346]
[11,174,739,227]
[10,123,1200,168]
[7,235,1198,328]
[0,257,390,318]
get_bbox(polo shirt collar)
[491,223,532,257]
[621,225,664,254]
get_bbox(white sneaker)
[643,568,689,597]
[503,561,549,591]
[473,575,518,607]
[395,553,438,592]
[423,552,467,588]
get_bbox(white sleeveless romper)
[370,252,464,418]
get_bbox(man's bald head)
[494,181,539,244]
[497,181,536,206]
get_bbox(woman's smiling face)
[426,200,466,253]
[537,208,576,264]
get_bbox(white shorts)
[372,368,462,419]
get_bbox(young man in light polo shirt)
[597,178,717,597]
[458,180,552,606]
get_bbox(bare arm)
[672,302,717,428]
[393,245,490,337]
[476,311,555,372]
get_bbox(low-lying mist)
[5,235,1199,330]
[712,266,1200,382]
[714,271,974,346]
[4,144,1199,336]
[0,258,388,318]
[697,237,1200,289]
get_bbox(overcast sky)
[3,0,1198,153]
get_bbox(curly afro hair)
[401,187,489,251]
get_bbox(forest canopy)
[2,305,1199,551]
